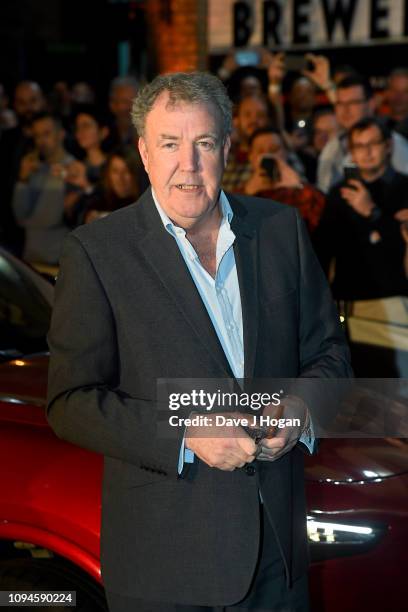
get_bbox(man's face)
[387,75,408,120]
[335,85,372,130]
[313,113,337,152]
[239,76,263,98]
[32,118,64,160]
[110,85,138,122]
[14,83,44,122]
[288,78,316,113]
[236,97,269,142]
[249,132,284,171]
[350,125,390,177]
[138,92,230,227]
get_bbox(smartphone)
[234,50,260,66]
[260,156,280,181]
[344,164,360,185]
[285,54,310,72]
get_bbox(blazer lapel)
[228,195,259,381]
[135,191,234,377]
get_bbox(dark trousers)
[105,505,309,612]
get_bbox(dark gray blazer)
[47,189,351,606]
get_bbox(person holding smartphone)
[314,116,408,300]
[12,111,74,266]
[238,127,326,233]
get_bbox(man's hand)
[185,414,257,471]
[340,180,375,217]
[274,158,303,189]
[64,160,91,190]
[19,153,39,182]
[303,53,331,91]
[263,51,285,85]
[254,398,310,462]
[244,168,275,195]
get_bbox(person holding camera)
[239,127,326,233]
[12,111,74,266]
[314,116,408,300]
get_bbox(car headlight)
[307,515,385,561]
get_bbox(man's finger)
[236,433,257,457]
[262,436,286,450]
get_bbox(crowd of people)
[218,50,408,301]
[0,77,148,268]
[0,52,407,300]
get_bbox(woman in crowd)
[67,148,141,225]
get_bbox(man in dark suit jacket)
[47,72,351,612]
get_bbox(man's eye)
[197,141,214,150]
[163,142,177,149]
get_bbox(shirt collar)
[151,188,234,236]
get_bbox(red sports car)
[0,247,407,611]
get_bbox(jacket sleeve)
[295,210,353,433]
[46,232,186,478]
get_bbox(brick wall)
[146,0,208,74]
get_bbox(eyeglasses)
[350,139,385,152]
[335,99,366,109]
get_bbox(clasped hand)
[185,399,309,471]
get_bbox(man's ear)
[223,134,231,166]
[138,136,149,172]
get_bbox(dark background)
[0,0,148,97]
[1,0,407,97]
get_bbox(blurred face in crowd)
[138,91,230,228]
[387,74,408,121]
[335,85,373,130]
[239,76,264,98]
[350,124,391,180]
[71,82,95,105]
[108,155,138,199]
[313,112,337,152]
[249,132,285,171]
[236,96,269,143]
[110,85,138,123]
[32,117,65,161]
[288,78,316,114]
[75,113,108,151]
[14,82,45,122]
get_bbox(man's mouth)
[175,184,202,191]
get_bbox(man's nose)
[179,143,198,172]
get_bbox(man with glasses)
[317,75,408,193]
[315,116,408,300]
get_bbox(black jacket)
[314,167,408,300]
[46,189,351,606]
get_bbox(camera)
[260,156,280,181]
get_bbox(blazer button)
[245,465,256,476]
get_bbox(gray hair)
[131,72,232,141]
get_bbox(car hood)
[305,437,408,483]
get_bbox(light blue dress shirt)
[151,189,314,471]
